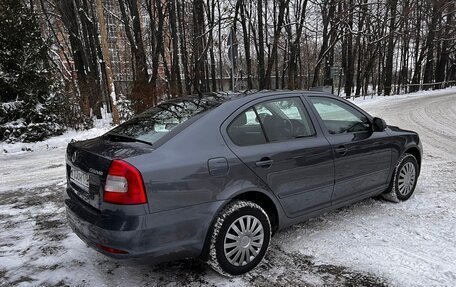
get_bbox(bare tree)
[95,0,120,123]
[384,0,398,96]
[35,0,456,124]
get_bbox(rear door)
[306,96,392,205]
[223,95,334,218]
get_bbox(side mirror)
[373,117,387,131]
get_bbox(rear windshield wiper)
[104,133,153,146]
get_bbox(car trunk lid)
[66,137,154,210]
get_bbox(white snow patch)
[0,126,110,155]
[94,105,113,128]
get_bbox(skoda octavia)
[65,91,422,275]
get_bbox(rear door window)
[227,97,315,145]
[227,108,267,146]
[255,98,315,142]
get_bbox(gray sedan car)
[65,90,422,275]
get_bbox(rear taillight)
[103,160,147,205]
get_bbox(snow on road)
[0,88,455,286]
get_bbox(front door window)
[309,97,371,134]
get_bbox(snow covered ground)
[0,88,455,286]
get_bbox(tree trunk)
[435,2,453,88]
[239,0,253,89]
[287,0,308,90]
[95,0,119,124]
[423,1,443,88]
[384,0,398,96]
[344,0,354,99]
[169,0,183,95]
[192,0,207,93]
[177,1,191,94]
[257,0,266,89]
[264,0,289,89]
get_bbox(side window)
[227,108,267,146]
[309,97,370,134]
[255,98,315,142]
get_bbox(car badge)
[71,151,78,163]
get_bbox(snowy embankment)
[0,120,110,193]
[0,87,455,286]
[0,115,112,155]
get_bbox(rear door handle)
[334,145,348,155]
[255,157,274,168]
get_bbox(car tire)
[382,153,419,202]
[207,200,271,276]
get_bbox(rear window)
[106,97,222,145]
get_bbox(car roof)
[150,90,338,121]
[166,90,333,107]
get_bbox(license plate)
[70,167,89,189]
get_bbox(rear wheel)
[382,153,419,202]
[207,200,271,276]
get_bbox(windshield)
[106,96,223,145]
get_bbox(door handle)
[255,157,274,168]
[334,145,348,155]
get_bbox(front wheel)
[207,200,271,276]
[382,153,419,202]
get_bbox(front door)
[307,96,392,205]
[224,96,334,218]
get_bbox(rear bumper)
[65,188,226,263]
